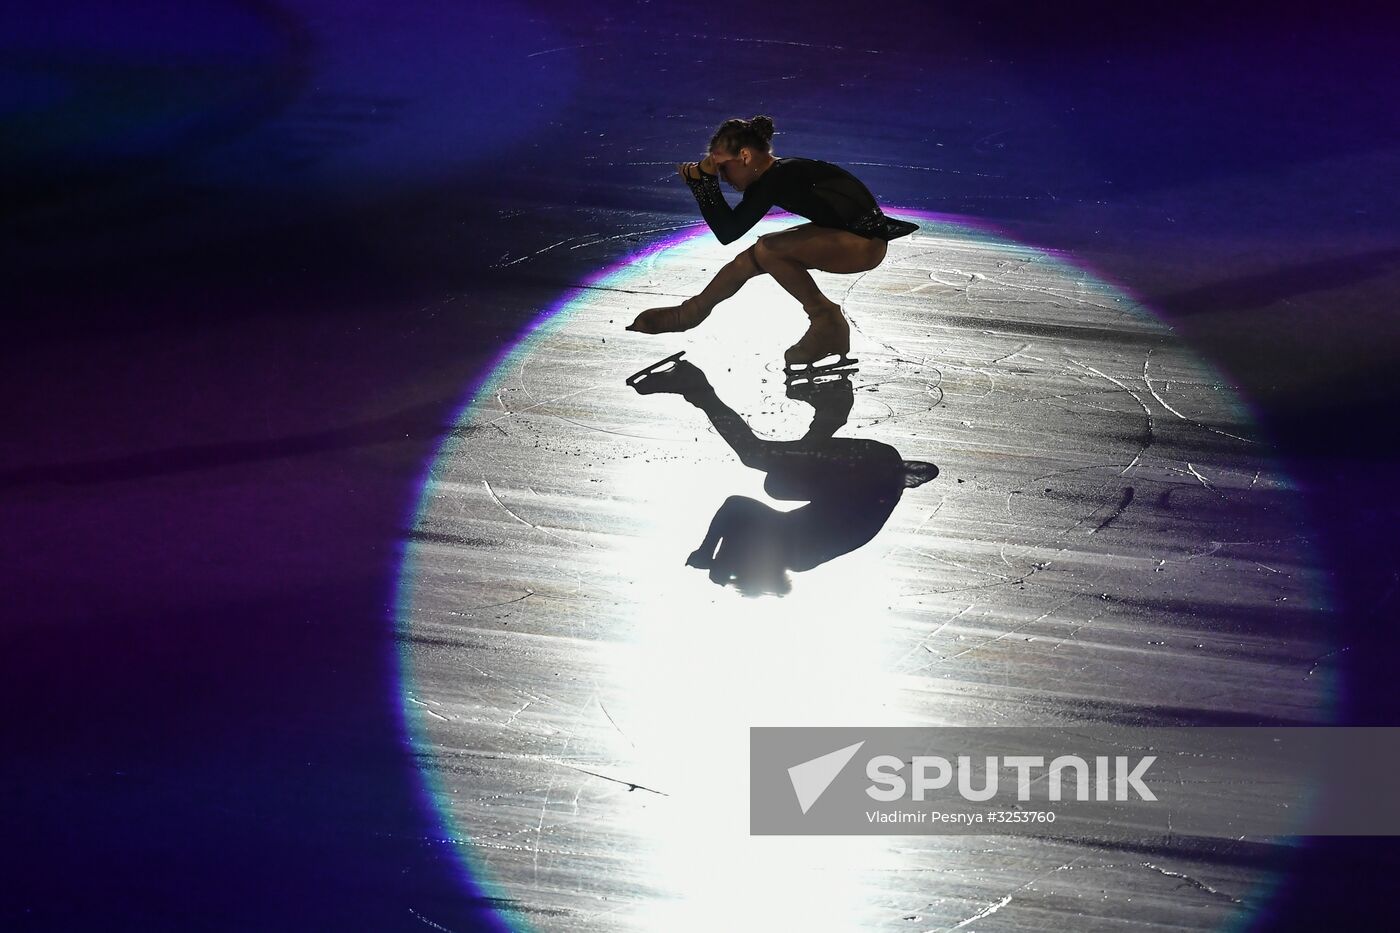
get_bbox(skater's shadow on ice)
[628,354,938,597]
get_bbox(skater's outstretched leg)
[627,247,762,334]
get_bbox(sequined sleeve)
[684,170,774,245]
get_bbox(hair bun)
[709,116,776,155]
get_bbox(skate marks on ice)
[398,220,1333,931]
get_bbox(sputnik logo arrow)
[788,741,865,815]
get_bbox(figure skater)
[626,115,918,376]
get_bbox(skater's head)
[709,115,775,155]
[709,115,776,191]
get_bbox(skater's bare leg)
[753,226,887,364]
[753,225,886,307]
[693,245,762,313]
[627,247,762,333]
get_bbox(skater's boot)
[784,304,851,369]
[626,297,710,335]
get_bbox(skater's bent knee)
[734,246,761,276]
[753,236,806,272]
[752,237,776,271]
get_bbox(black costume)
[684,157,918,245]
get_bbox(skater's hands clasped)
[678,155,717,182]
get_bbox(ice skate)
[625,351,712,398]
[783,305,857,382]
[625,298,710,334]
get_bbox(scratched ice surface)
[398,220,1334,931]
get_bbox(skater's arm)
[680,164,774,245]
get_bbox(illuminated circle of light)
[396,211,1335,932]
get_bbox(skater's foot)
[626,298,710,334]
[784,303,850,368]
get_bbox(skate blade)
[626,351,686,387]
[783,354,858,384]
